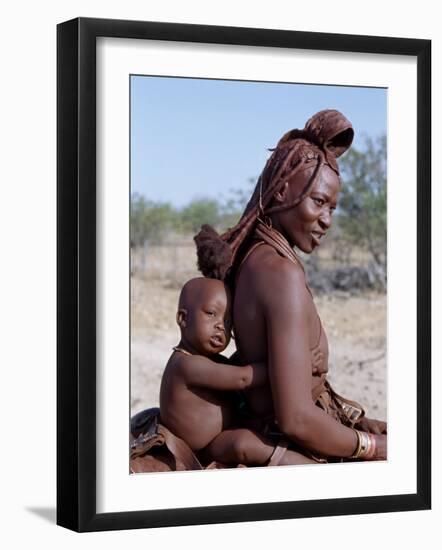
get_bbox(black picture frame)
[57,17,431,532]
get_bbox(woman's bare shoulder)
[242,245,309,307]
[246,244,306,284]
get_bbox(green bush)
[337,135,387,288]
[130,193,177,246]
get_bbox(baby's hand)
[311,348,324,374]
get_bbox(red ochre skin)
[159,278,321,465]
[233,166,387,461]
[272,165,338,254]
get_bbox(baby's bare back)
[159,354,235,451]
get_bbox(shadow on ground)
[26,507,56,524]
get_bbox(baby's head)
[176,277,232,356]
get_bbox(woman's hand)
[311,348,324,374]
[372,433,387,460]
[355,417,387,435]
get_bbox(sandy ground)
[131,273,387,422]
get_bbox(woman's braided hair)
[194,109,354,280]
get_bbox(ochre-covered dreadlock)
[194,109,354,280]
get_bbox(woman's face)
[271,164,340,253]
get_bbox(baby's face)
[181,282,232,356]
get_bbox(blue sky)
[131,76,387,208]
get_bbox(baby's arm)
[246,362,267,388]
[227,351,268,388]
[178,355,266,391]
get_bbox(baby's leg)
[204,429,273,465]
[204,429,316,466]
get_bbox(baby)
[159,277,316,467]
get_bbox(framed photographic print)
[57,17,431,532]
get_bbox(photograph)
[129,76,389,472]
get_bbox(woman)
[195,109,387,463]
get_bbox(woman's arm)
[261,259,385,459]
